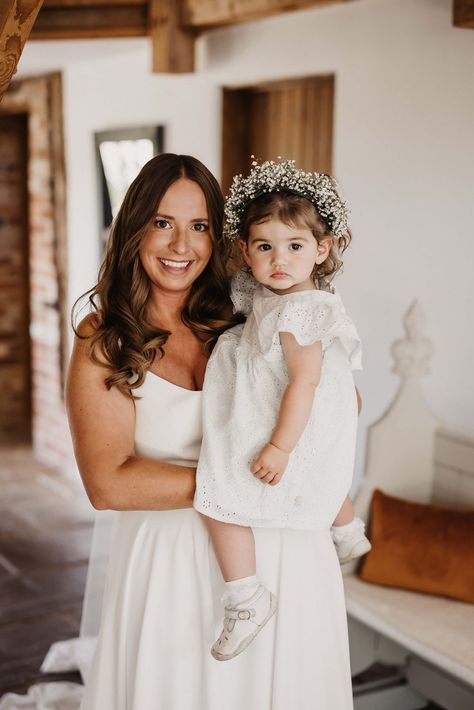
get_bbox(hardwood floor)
[0,447,446,707]
[0,447,93,695]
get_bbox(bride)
[3,153,353,710]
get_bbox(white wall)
[17,0,474,485]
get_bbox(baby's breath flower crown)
[223,157,350,242]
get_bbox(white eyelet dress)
[194,270,362,531]
[81,359,354,709]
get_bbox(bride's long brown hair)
[73,153,242,396]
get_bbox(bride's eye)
[154,219,171,229]
[192,223,209,233]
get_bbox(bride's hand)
[251,442,289,486]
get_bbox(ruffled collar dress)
[195,269,362,530]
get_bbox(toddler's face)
[239,218,332,294]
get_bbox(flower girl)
[194,159,370,661]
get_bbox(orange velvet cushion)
[359,489,474,604]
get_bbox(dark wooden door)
[222,75,334,195]
[0,113,31,443]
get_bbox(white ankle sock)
[222,575,260,606]
[331,517,364,540]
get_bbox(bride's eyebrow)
[155,213,208,222]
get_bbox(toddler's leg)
[202,515,277,662]
[204,516,256,583]
[332,495,355,526]
[331,495,371,565]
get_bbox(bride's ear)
[239,239,251,267]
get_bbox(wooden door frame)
[0,112,32,441]
[1,72,68,393]
[221,74,335,195]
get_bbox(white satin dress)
[80,372,353,710]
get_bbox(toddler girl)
[194,159,370,662]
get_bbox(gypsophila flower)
[223,158,350,241]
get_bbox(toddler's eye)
[258,243,271,251]
[192,223,209,233]
[154,219,171,229]
[290,243,302,251]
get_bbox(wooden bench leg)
[406,657,474,710]
[348,617,409,675]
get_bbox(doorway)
[221,74,334,195]
[1,74,72,472]
[0,113,31,443]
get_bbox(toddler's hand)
[251,443,289,486]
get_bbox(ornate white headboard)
[354,301,474,523]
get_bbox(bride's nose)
[169,226,189,254]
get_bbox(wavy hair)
[73,154,242,396]
[239,190,352,283]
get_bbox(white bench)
[346,303,474,710]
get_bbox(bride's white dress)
[81,372,353,709]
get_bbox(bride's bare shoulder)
[74,312,101,340]
[70,313,111,372]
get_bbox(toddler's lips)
[270,272,289,279]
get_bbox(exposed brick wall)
[1,74,74,474]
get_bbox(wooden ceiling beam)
[24,0,354,73]
[43,0,144,6]
[453,0,474,27]
[31,4,147,38]
[1,0,45,102]
[148,0,195,73]
[42,0,145,6]
[182,0,353,29]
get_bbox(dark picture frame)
[94,125,164,249]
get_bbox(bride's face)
[139,178,213,295]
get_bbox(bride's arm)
[66,318,195,511]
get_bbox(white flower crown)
[223,157,350,242]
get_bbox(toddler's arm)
[251,333,322,486]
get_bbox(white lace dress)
[194,271,362,530]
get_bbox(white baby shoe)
[331,517,372,565]
[211,585,277,661]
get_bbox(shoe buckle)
[225,607,255,621]
[237,610,251,620]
